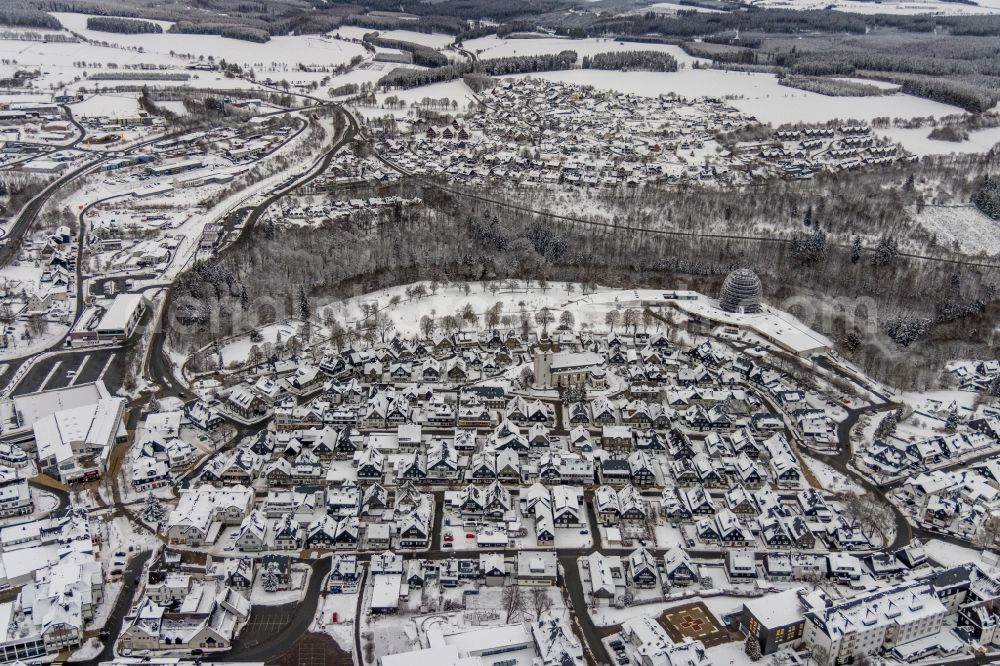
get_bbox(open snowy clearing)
[71,93,141,118]
[881,126,1000,157]
[331,25,378,42]
[346,28,456,49]
[327,61,408,92]
[910,205,1000,257]
[372,78,476,109]
[464,36,702,67]
[50,14,368,67]
[504,69,964,126]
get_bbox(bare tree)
[528,587,553,620]
[976,515,1000,549]
[605,310,620,332]
[502,584,526,623]
[27,313,47,338]
[460,303,477,329]
[623,308,638,334]
[419,315,436,338]
[373,310,395,342]
[486,302,503,329]
[534,307,554,335]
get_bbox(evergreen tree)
[298,286,310,322]
[791,229,826,266]
[142,493,166,524]
[744,634,762,661]
[851,236,862,264]
[262,562,280,592]
[875,411,898,440]
[945,405,959,432]
[873,236,899,266]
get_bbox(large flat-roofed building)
[69,294,148,346]
[32,394,127,483]
[96,293,147,342]
[0,381,112,446]
[147,158,204,177]
[741,588,805,654]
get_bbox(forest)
[376,50,577,90]
[777,75,886,98]
[169,20,270,43]
[581,51,677,72]
[972,176,1000,221]
[86,15,161,33]
[0,6,62,30]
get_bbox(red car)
[443,534,454,542]
[465,533,475,539]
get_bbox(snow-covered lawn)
[69,637,104,662]
[315,281,666,341]
[804,456,866,495]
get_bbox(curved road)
[146,103,359,400]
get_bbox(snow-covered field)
[881,126,1000,156]
[502,69,963,126]
[72,93,141,118]
[52,13,368,67]
[372,79,476,109]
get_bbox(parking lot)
[231,604,296,652]
[11,348,125,396]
